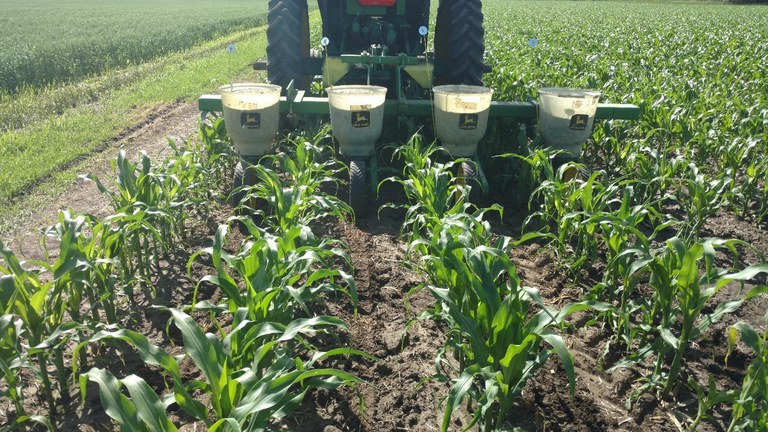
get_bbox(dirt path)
[0,102,201,261]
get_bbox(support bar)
[198,94,641,121]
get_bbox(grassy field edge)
[0,24,270,235]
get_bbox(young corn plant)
[685,375,737,432]
[675,163,733,242]
[725,312,768,432]
[41,210,120,324]
[76,309,367,431]
[0,314,25,419]
[83,151,186,288]
[166,308,364,428]
[161,137,214,219]
[586,186,676,353]
[392,138,578,431]
[238,163,350,234]
[199,116,237,193]
[189,218,357,323]
[521,160,622,274]
[425,244,578,431]
[381,135,475,242]
[271,128,343,198]
[718,137,761,220]
[611,238,768,405]
[620,143,685,214]
[0,241,62,414]
[73,325,208,423]
[80,368,178,432]
[234,132,351,233]
[0,314,54,431]
[497,146,560,210]
[588,216,653,353]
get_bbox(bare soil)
[1,103,766,431]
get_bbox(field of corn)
[2,0,768,431]
[0,0,268,96]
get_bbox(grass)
[0,24,269,235]
[0,0,269,95]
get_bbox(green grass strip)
[0,25,268,233]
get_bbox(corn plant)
[0,315,56,432]
[41,210,120,324]
[169,308,365,428]
[76,309,368,431]
[626,145,684,211]
[0,314,56,432]
[520,158,625,274]
[73,326,208,422]
[270,128,343,197]
[0,241,60,413]
[406,208,581,430]
[238,163,350,233]
[0,315,24,417]
[725,312,768,432]
[390,138,580,431]
[199,116,237,192]
[426,248,578,431]
[686,376,736,432]
[83,151,185,287]
[675,163,733,242]
[190,218,357,323]
[610,238,768,405]
[80,368,178,432]
[496,146,560,210]
[235,128,346,226]
[233,132,351,232]
[161,138,211,216]
[718,137,760,218]
[584,187,677,353]
[380,135,475,242]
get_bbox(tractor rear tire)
[349,160,368,222]
[266,0,310,90]
[434,0,485,86]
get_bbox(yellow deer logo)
[352,111,371,128]
[241,112,261,129]
[569,114,589,131]
[459,114,479,130]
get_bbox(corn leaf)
[441,366,478,432]
[81,368,146,432]
[540,331,576,396]
[121,375,178,432]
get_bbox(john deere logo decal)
[352,111,371,128]
[459,114,479,130]
[569,114,589,131]
[241,112,261,129]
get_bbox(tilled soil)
[1,104,766,431]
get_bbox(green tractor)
[265,0,485,95]
[199,0,640,221]
[261,0,488,217]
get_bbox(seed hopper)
[198,0,640,219]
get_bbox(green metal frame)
[201,90,640,197]
[199,93,640,121]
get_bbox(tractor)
[250,0,491,218]
[198,0,641,221]
[265,0,485,94]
